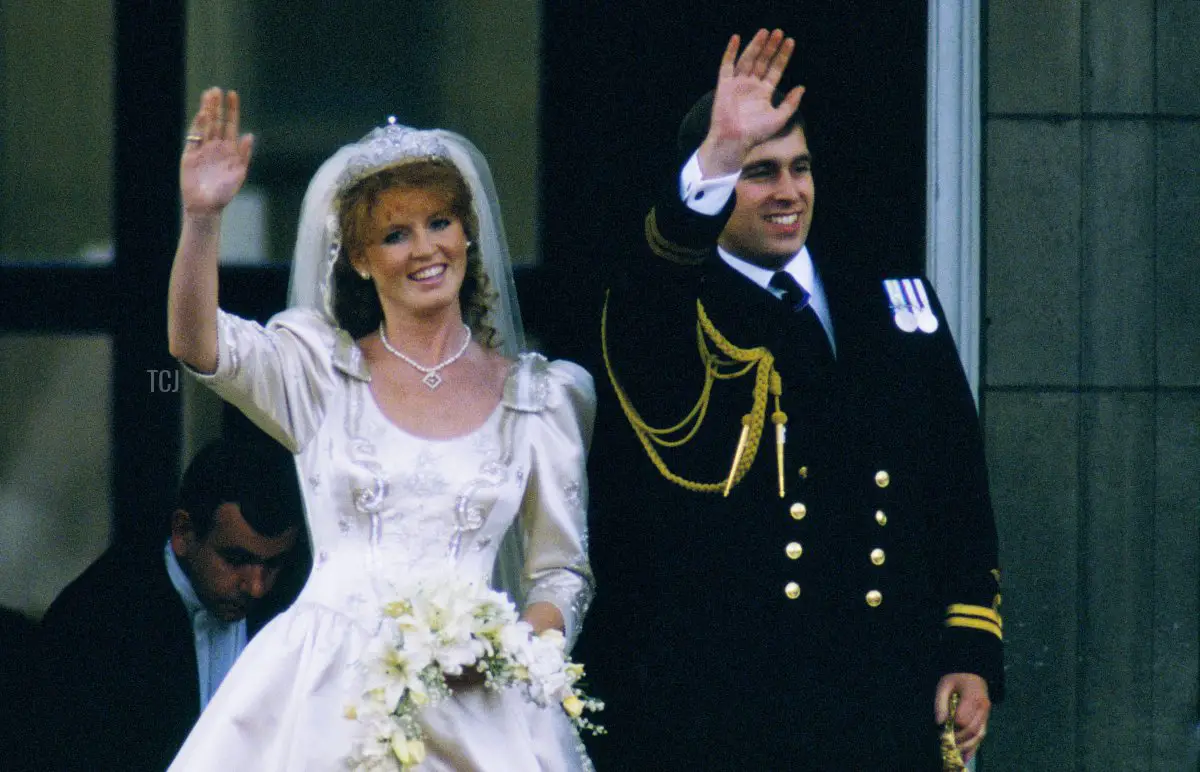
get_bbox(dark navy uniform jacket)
[579,175,1004,771]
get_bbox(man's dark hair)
[177,436,303,539]
[676,88,808,157]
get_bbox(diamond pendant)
[422,371,443,390]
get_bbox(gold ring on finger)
[185,134,203,143]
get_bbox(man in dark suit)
[34,437,306,771]
[583,30,1002,770]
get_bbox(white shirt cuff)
[679,152,738,215]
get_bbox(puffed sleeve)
[516,357,597,648]
[180,307,343,453]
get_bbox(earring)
[357,269,370,281]
[466,240,474,249]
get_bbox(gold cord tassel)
[770,372,786,498]
[940,692,967,771]
[724,416,752,497]
[773,412,787,498]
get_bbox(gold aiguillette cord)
[605,293,789,497]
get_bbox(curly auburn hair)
[330,159,499,345]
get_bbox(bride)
[167,88,595,771]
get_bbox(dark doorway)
[535,1,928,356]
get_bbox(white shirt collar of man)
[717,244,815,297]
[716,245,836,354]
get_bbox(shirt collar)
[717,244,817,295]
[164,540,205,618]
[716,244,837,355]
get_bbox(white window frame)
[927,0,982,402]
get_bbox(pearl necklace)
[378,322,472,390]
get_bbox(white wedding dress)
[169,307,596,771]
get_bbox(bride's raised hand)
[180,87,254,216]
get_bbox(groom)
[584,29,1003,770]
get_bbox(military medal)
[905,279,940,334]
[884,279,918,332]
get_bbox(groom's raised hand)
[697,28,806,179]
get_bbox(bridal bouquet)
[346,572,604,771]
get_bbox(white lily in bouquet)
[346,570,604,771]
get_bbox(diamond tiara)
[335,117,453,192]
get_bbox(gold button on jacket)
[870,548,886,566]
[789,502,807,520]
[784,582,801,599]
[874,470,890,488]
[866,590,883,607]
[785,541,803,559]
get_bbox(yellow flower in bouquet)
[562,695,585,719]
[390,737,426,767]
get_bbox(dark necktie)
[769,270,812,311]
[769,271,833,362]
